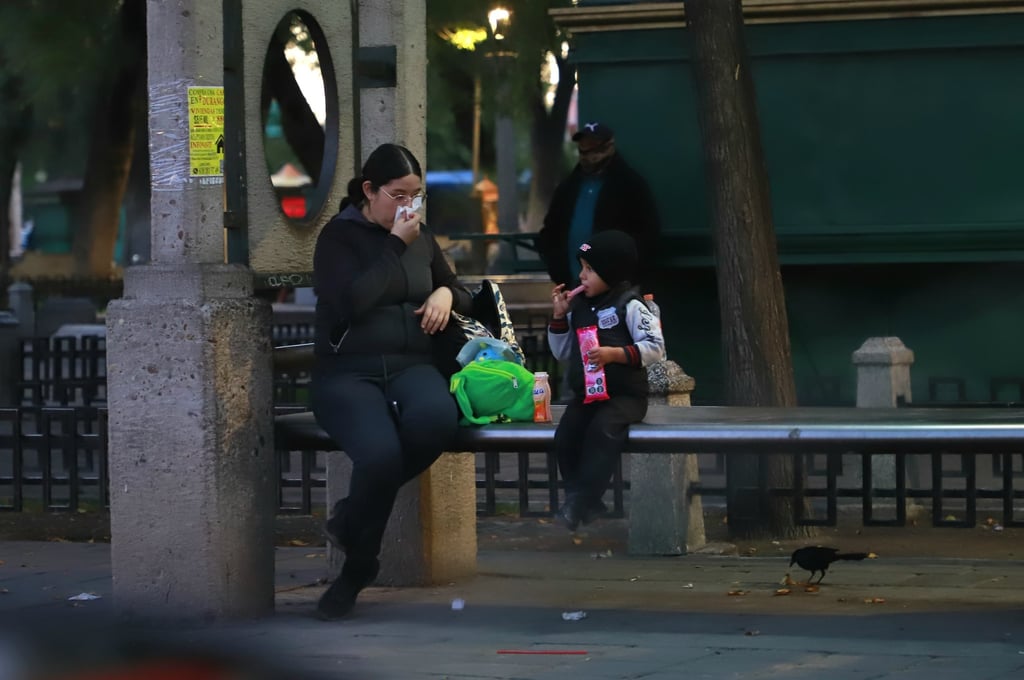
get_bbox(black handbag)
[433,279,526,379]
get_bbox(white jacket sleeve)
[548,312,574,362]
[625,299,666,366]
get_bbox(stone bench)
[274,373,1024,589]
[272,343,700,586]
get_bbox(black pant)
[554,395,647,504]
[311,360,458,557]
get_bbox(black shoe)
[557,495,585,532]
[316,556,380,621]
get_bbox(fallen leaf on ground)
[864,597,886,604]
[781,573,796,586]
[774,588,791,596]
[803,585,820,593]
[288,539,309,547]
[571,537,583,545]
[727,590,748,596]
[867,552,879,559]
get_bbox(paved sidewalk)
[2,539,1024,679]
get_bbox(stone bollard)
[852,337,913,409]
[851,337,922,514]
[628,359,706,555]
[7,282,35,337]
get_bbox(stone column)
[323,0,476,587]
[851,337,917,509]
[105,0,274,619]
[7,282,34,337]
[628,360,706,555]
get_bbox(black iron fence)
[0,405,623,518]
[4,405,1024,526]
[8,335,1020,526]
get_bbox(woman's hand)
[551,284,570,319]
[391,208,422,245]
[414,286,454,335]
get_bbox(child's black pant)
[554,394,648,504]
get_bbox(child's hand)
[551,284,570,318]
[586,346,622,370]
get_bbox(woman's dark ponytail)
[339,177,365,211]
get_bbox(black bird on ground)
[789,546,871,584]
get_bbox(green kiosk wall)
[565,4,1024,405]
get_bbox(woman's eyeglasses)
[379,187,426,210]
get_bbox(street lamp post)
[487,7,518,258]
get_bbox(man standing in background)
[537,121,660,289]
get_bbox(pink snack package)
[576,326,610,403]
[566,284,586,299]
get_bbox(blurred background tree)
[427,0,576,231]
[0,0,134,280]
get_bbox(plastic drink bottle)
[643,293,661,319]
[533,372,552,423]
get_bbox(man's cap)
[572,121,614,143]
[577,229,637,287]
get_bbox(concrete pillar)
[105,0,274,619]
[357,0,426,162]
[7,282,34,337]
[852,337,917,508]
[628,360,706,555]
[322,0,476,587]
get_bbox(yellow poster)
[188,86,225,180]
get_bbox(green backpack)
[450,359,536,425]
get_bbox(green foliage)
[0,0,122,108]
[0,0,125,186]
[426,0,573,169]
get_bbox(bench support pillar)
[628,453,705,555]
[327,452,478,586]
[629,360,705,555]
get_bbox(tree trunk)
[524,55,575,233]
[687,0,811,539]
[71,0,146,278]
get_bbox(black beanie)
[577,229,638,287]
